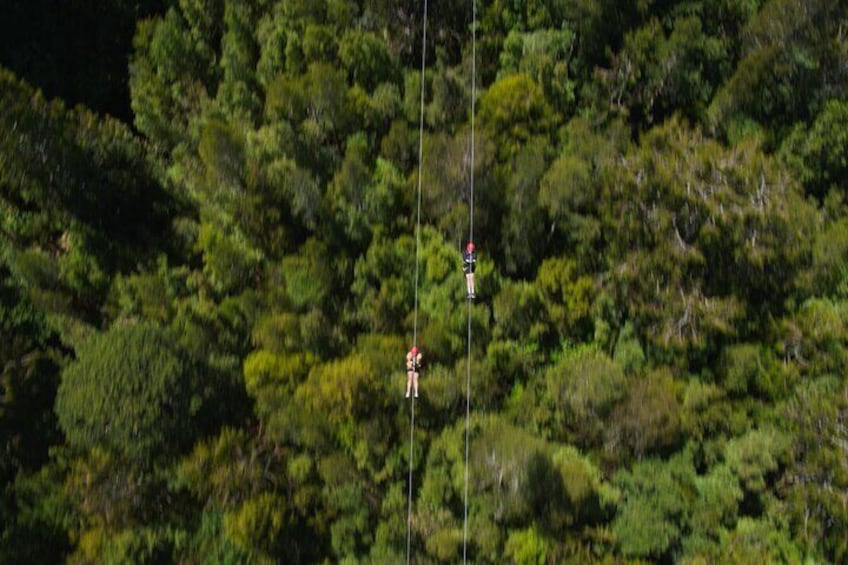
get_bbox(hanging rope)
[407,0,428,562]
[462,0,477,562]
[405,395,416,563]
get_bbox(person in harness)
[462,242,477,299]
[405,346,422,398]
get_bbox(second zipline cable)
[462,0,477,562]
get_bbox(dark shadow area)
[0,0,169,121]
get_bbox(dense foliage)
[2,0,848,562]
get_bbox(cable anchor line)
[406,1,429,563]
[462,0,478,562]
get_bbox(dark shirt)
[462,250,477,274]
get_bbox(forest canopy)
[2,0,848,562]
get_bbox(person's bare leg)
[413,371,419,397]
[406,371,413,397]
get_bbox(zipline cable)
[462,0,477,562]
[407,0,428,563]
[406,394,416,563]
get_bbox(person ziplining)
[405,0,477,560]
[462,242,477,299]
[405,346,423,398]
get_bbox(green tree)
[492,280,547,344]
[724,427,790,504]
[2,457,73,563]
[544,346,626,447]
[606,368,684,461]
[718,342,796,400]
[130,6,218,152]
[418,127,501,247]
[0,293,66,562]
[217,0,261,120]
[418,416,568,562]
[536,256,596,343]
[602,16,726,128]
[338,29,397,91]
[1,69,182,348]
[782,376,848,561]
[504,526,553,564]
[478,73,554,162]
[499,27,577,115]
[55,322,204,463]
[714,517,803,563]
[501,137,549,275]
[351,230,416,333]
[612,453,696,560]
[681,464,743,559]
[603,118,815,362]
[709,0,848,141]
[786,298,848,377]
[798,214,848,299]
[223,493,289,563]
[326,132,376,247]
[560,0,645,79]
[780,98,848,199]
[538,117,629,272]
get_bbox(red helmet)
[466,242,475,252]
[411,346,419,355]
